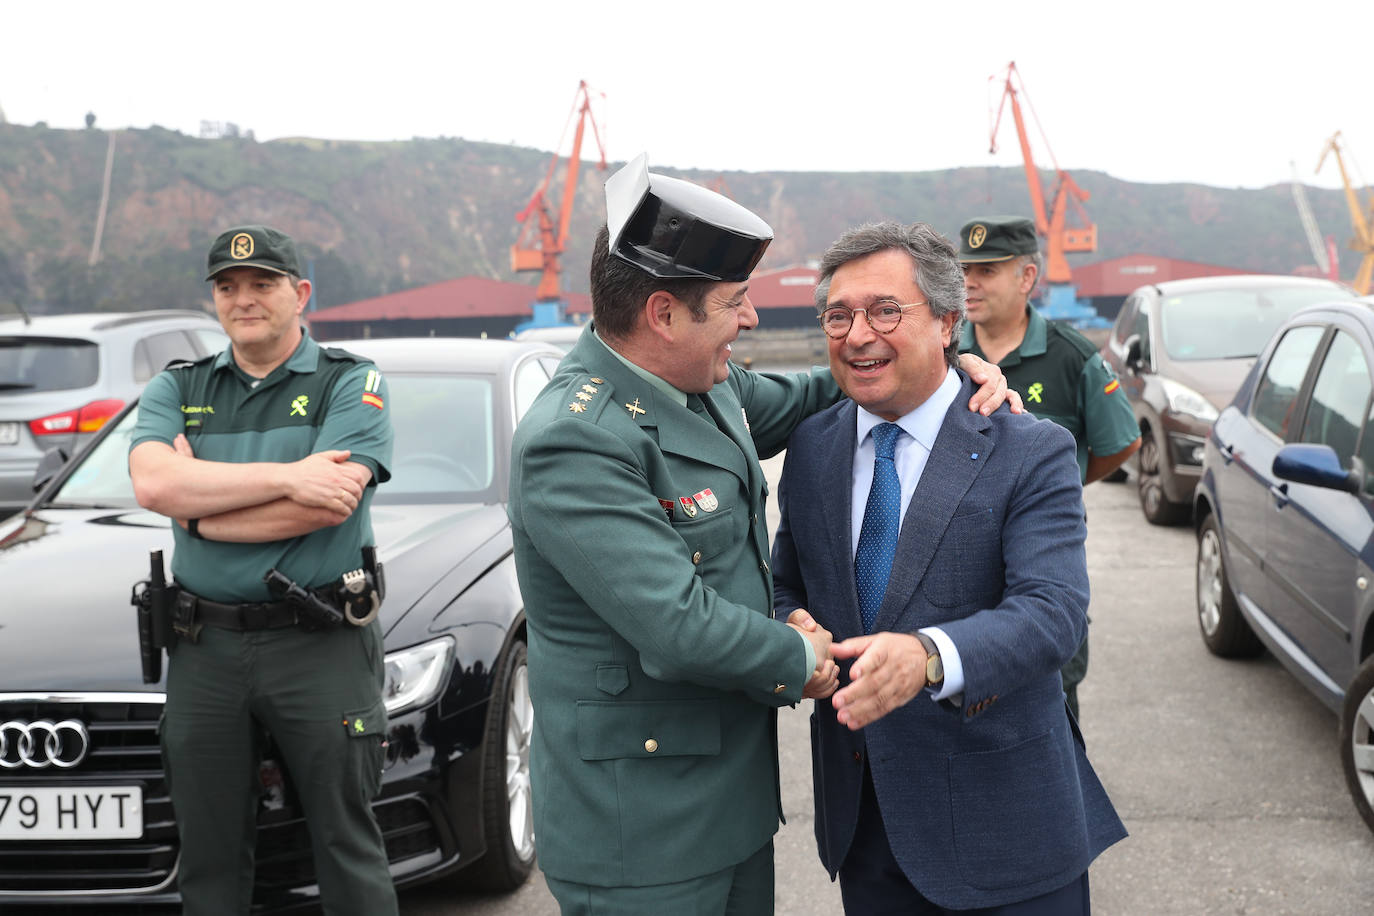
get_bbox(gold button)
[773,683,786,694]
[644,738,659,753]
[692,551,703,565]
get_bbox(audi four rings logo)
[0,719,91,769]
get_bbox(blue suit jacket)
[772,374,1127,910]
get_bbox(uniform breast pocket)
[919,505,1004,608]
[673,507,738,565]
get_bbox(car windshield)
[48,373,497,508]
[1159,287,1350,361]
[0,338,99,392]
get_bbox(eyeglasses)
[818,299,928,339]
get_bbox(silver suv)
[0,310,227,515]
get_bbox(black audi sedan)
[0,337,564,910]
[1193,299,1374,834]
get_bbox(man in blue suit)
[772,221,1126,914]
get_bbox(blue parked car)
[1194,298,1374,834]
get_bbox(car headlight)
[382,637,454,716]
[1161,377,1220,424]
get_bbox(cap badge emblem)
[231,232,254,259]
[968,224,987,249]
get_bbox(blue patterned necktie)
[855,423,903,634]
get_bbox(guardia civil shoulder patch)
[362,369,384,409]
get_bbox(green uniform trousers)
[161,620,397,916]
[545,840,775,916]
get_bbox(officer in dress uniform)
[507,156,1016,916]
[129,226,398,915]
[957,216,1141,719]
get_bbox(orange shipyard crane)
[988,61,1102,325]
[1316,131,1374,295]
[510,80,607,331]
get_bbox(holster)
[130,549,178,684]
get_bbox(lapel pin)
[625,398,647,418]
[678,496,698,518]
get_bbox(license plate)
[0,786,143,839]
[0,422,17,446]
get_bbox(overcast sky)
[5,0,1372,195]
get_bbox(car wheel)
[1138,429,1190,525]
[1195,514,1262,658]
[465,639,536,890]
[1339,655,1374,834]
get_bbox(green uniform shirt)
[130,332,393,601]
[960,306,1137,482]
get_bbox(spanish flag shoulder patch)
[362,368,384,408]
[1103,379,1120,395]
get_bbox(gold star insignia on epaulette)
[625,398,646,418]
[590,377,604,384]
[581,384,599,394]
[575,391,593,401]
[569,402,587,413]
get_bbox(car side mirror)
[32,446,70,494]
[1272,443,1362,494]
[1123,334,1143,371]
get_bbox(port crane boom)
[510,81,607,326]
[989,61,1097,289]
[1316,131,1374,294]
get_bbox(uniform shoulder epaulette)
[319,346,370,364]
[557,374,613,422]
[164,352,214,372]
[1046,321,1101,362]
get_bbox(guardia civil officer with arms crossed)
[508,156,1016,916]
[958,216,1140,718]
[129,226,398,915]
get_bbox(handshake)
[785,609,842,700]
[785,608,937,729]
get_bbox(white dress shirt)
[850,368,966,701]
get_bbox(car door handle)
[1219,442,1235,465]
[1270,481,1289,507]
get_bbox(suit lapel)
[813,402,863,636]
[874,377,994,632]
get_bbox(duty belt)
[184,593,301,631]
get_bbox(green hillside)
[0,122,1357,315]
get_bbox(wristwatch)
[915,632,944,689]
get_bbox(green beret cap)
[957,216,1038,263]
[205,225,301,281]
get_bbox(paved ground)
[403,456,1374,915]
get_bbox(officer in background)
[508,156,1016,916]
[129,225,397,915]
[958,215,1141,719]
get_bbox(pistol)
[263,568,345,629]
